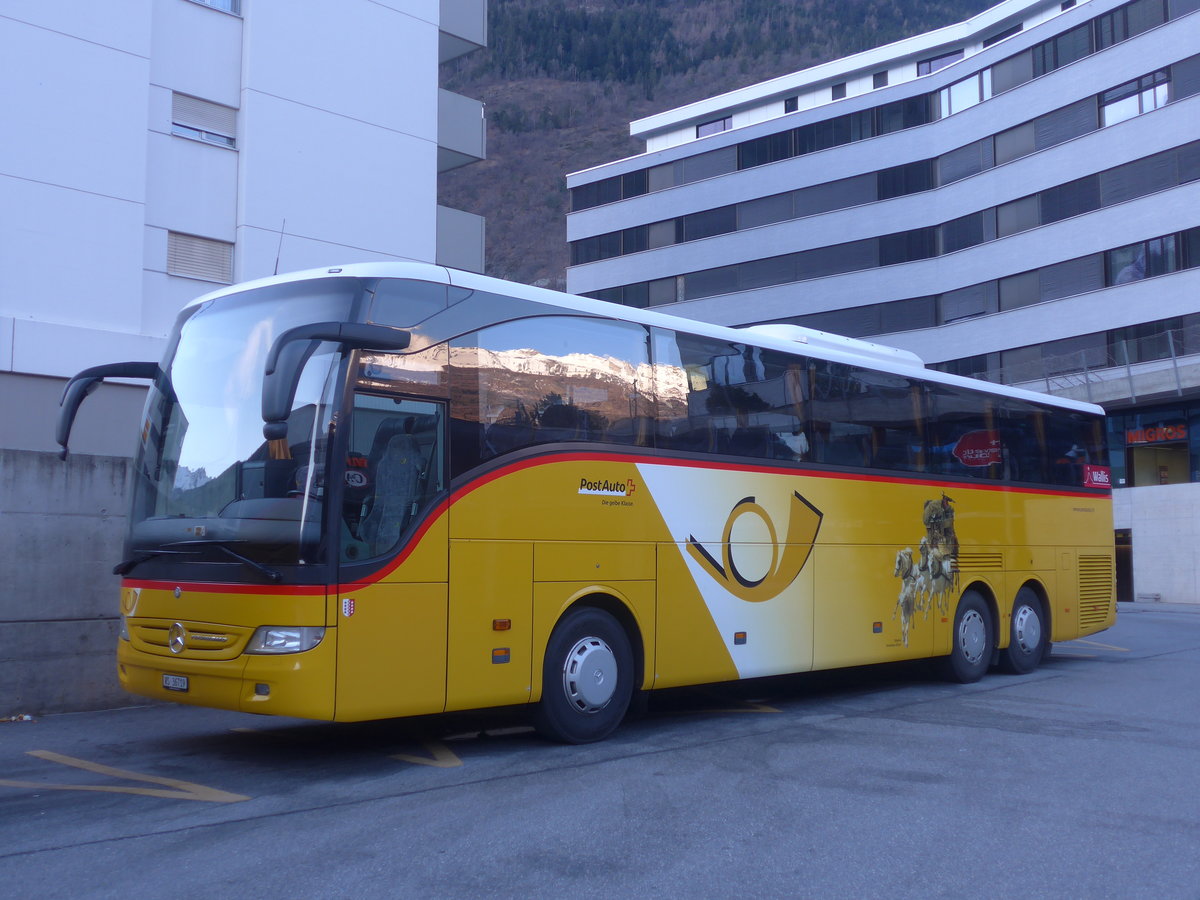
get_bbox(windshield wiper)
[161,540,283,583]
[113,549,196,576]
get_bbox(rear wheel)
[941,590,993,684]
[999,587,1047,675]
[534,607,633,744]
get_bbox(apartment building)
[566,0,1200,602]
[0,0,486,712]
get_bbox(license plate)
[162,673,189,692]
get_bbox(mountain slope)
[439,0,993,288]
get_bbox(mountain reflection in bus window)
[449,317,652,470]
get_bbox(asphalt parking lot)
[2,602,1198,899]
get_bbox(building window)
[917,50,964,76]
[1032,23,1093,77]
[831,82,847,101]
[167,232,234,283]
[937,70,993,117]
[696,116,732,138]
[186,0,242,13]
[872,71,889,89]
[1094,0,1167,51]
[784,96,798,113]
[171,93,237,148]
[983,23,1023,47]
[1100,71,1170,126]
[1107,236,1178,284]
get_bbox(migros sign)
[1126,424,1188,444]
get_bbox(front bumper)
[117,629,337,720]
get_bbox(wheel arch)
[960,579,1001,656]
[1014,578,1051,632]
[538,588,647,701]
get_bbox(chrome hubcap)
[562,636,618,713]
[1012,604,1041,655]
[958,609,987,665]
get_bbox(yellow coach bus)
[58,263,1115,742]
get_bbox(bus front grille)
[129,619,251,660]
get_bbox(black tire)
[999,586,1047,675]
[534,607,634,744]
[940,590,993,684]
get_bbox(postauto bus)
[58,263,1115,742]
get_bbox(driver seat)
[359,421,423,554]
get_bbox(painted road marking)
[234,727,466,769]
[0,750,249,803]
[391,740,463,768]
[708,700,782,714]
[665,697,782,717]
[1070,639,1130,652]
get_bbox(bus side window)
[452,317,652,470]
[664,333,810,461]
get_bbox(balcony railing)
[438,89,486,172]
[968,323,1200,406]
[439,0,486,64]
[436,206,485,274]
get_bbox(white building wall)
[0,0,486,716]
[0,5,151,373]
[150,0,243,106]
[1116,483,1200,603]
[235,0,440,280]
[0,0,462,452]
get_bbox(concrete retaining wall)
[1113,481,1200,604]
[4,451,1195,716]
[1,449,132,716]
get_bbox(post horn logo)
[686,491,823,602]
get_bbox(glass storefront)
[1106,402,1200,486]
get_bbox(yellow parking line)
[0,750,248,803]
[391,740,463,768]
[664,698,782,717]
[1070,639,1130,652]
[233,727,466,768]
[705,700,782,714]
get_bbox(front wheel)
[999,587,1047,675]
[940,590,993,684]
[534,607,634,744]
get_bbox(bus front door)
[333,394,449,721]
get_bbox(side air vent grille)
[957,552,1004,571]
[1078,555,1114,628]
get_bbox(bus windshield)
[127,280,360,572]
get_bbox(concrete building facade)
[565,0,1200,604]
[0,0,486,713]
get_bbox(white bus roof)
[186,262,1104,416]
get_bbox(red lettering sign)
[1083,465,1112,488]
[1126,425,1188,444]
[952,430,1002,467]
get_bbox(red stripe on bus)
[451,450,1111,500]
[122,450,1107,594]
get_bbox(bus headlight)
[245,626,325,655]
